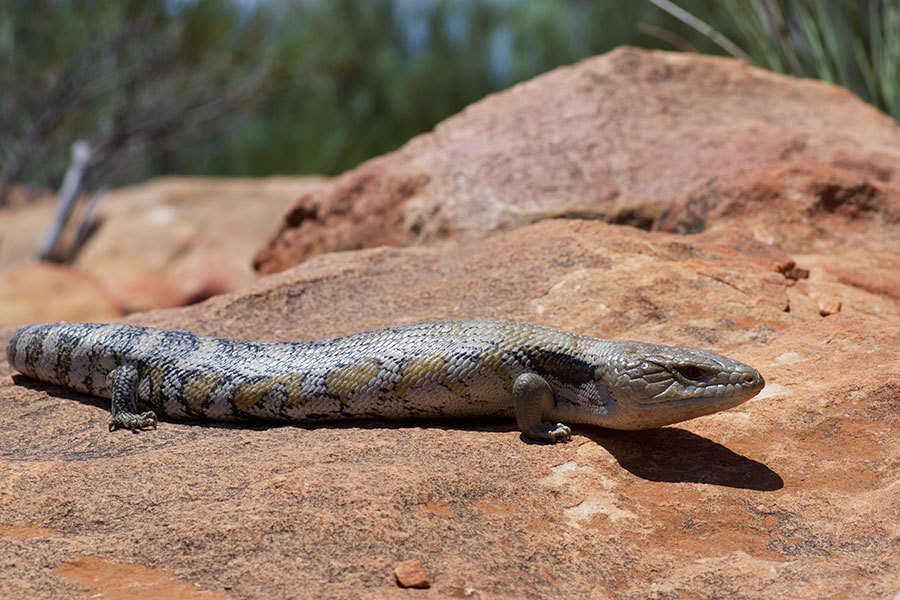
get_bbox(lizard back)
[7,321,590,423]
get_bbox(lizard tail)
[8,323,39,375]
[7,322,139,397]
[7,323,56,381]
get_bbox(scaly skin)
[6,320,764,441]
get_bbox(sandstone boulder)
[658,162,900,324]
[0,176,325,324]
[74,177,326,312]
[2,218,896,599]
[253,47,900,274]
[0,263,123,327]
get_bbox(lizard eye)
[674,364,706,381]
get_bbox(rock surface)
[0,176,324,322]
[73,177,325,313]
[253,46,900,274]
[394,559,430,589]
[1,47,899,599]
[658,162,900,324]
[1,218,897,599]
[0,263,123,327]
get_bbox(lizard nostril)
[743,371,763,388]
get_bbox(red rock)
[817,298,842,316]
[0,190,58,271]
[1,218,897,599]
[656,162,899,250]
[659,162,900,324]
[394,560,430,588]
[253,47,900,274]
[0,262,123,327]
[74,176,325,313]
[55,555,229,600]
[0,176,325,324]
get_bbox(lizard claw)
[109,411,158,432]
[525,422,572,443]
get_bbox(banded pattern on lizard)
[6,320,764,442]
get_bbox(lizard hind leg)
[107,364,158,432]
[512,372,572,443]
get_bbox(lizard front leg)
[107,364,157,431]
[513,372,572,443]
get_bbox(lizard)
[5,320,764,442]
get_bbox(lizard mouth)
[606,379,764,430]
[635,371,764,406]
[640,391,757,410]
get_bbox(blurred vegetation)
[2,0,897,199]
[652,0,900,119]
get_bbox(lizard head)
[553,340,764,430]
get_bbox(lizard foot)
[109,411,158,432]
[525,422,572,443]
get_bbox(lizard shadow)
[293,419,783,492]
[577,425,784,491]
[13,376,111,410]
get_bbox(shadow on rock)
[582,426,784,491]
[12,375,110,411]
